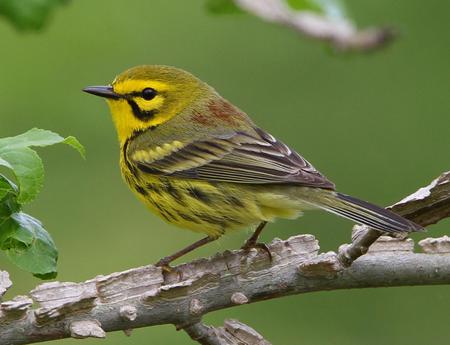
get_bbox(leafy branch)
[0,0,67,31]
[0,128,84,279]
[206,0,394,51]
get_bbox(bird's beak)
[82,85,120,99]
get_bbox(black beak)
[82,85,120,99]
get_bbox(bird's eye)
[142,88,157,100]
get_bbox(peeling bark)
[184,320,272,345]
[1,234,450,345]
[338,171,450,266]
[0,271,12,300]
[0,172,449,345]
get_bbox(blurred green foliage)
[205,0,243,15]
[0,0,67,31]
[0,1,449,344]
[0,129,83,278]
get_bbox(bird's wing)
[130,128,335,189]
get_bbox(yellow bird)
[83,65,422,268]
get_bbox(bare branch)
[0,271,12,300]
[338,171,450,266]
[1,171,449,345]
[233,0,395,51]
[1,233,450,345]
[419,235,450,254]
[184,320,271,345]
[391,171,450,226]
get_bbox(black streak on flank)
[188,187,210,203]
[163,182,186,205]
[226,196,244,207]
[127,100,158,121]
[163,210,177,222]
[196,214,227,230]
[177,212,200,223]
[144,194,178,222]
[146,183,162,195]
[223,216,243,225]
[124,174,133,185]
[135,184,147,196]
[159,211,171,222]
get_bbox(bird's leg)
[241,221,272,260]
[156,236,216,271]
[241,221,267,248]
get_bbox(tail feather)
[313,191,424,233]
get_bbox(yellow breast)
[120,144,304,237]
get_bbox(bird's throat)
[107,99,153,143]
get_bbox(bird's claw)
[241,241,273,261]
[155,258,171,270]
[155,259,183,280]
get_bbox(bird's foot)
[155,258,183,281]
[241,241,272,261]
[155,259,173,273]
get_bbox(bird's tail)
[307,190,424,233]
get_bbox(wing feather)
[132,128,335,189]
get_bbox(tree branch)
[0,271,12,300]
[1,171,449,345]
[233,0,395,51]
[338,171,450,266]
[184,319,272,345]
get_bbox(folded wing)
[132,127,335,190]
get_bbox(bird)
[83,65,423,268]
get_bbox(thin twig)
[233,0,395,51]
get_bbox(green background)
[1,0,449,344]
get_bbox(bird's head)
[83,65,210,142]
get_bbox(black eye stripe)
[127,100,158,121]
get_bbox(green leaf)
[0,189,20,221]
[0,157,12,169]
[205,0,243,15]
[0,174,17,202]
[0,128,81,279]
[0,179,10,201]
[0,147,44,204]
[0,128,82,278]
[0,0,67,31]
[0,127,86,158]
[0,128,85,204]
[0,128,84,154]
[0,212,57,278]
[62,136,86,159]
[286,0,347,20]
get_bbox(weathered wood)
[1,171,449,345]
[338,171,450,266]
[184,320,272,345]
[1,234,450,345]
[0,271,11,300]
